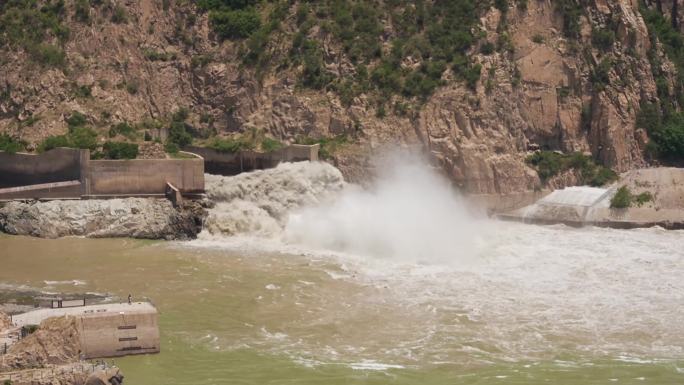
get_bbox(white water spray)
[284,153,484,263]
[202,162,345,237]
[201,153,484,263]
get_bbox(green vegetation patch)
[295,134,347,160]
[591,28,615,51]
[610,186,652,208]
[210,8,260,39]
[198,0,261,40]
[206,127,283,153]
[0,134,26,153]
[108,122,138,140]
[165,108,195,151]
[208,136,253,153]
[143,49,177,61]
[102,141,139,159]
[0,0,70,67]
[198,0,491,106]
[555,0,583,38]
[38,111,98,152]
[526,151,618,187]
[610,186,632,208]
[634,191,654,206]
[639,5,684,162]
[261,137,284,152]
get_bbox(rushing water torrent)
[1,160,684,384]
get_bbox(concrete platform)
[11,302,156,327]
[10,302,160,359]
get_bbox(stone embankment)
[0,198,207,239]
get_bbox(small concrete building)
[11,302,160,359]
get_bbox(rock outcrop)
[0,198,206,239]
[0,314,124,385]
[0,316,82,371]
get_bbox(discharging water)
[536,186,611,207]
[1,160,683,384]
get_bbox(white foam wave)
[187,155,684,365]
[284,154,485,263]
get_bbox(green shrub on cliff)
[640,6,684,162]
[37,135,70,152]
[168,121,193,148]
[610,186,632,208]
[634,191,653,206]
[209,136,251,153]
[591,28,615,51]
[38,126,98,153]
[610,187,653,209]
[637,102,684,161]
[61,111,98,150]
[526,151,617,186]
[109,122,137,140]
[29,43,66,67]
[66,126,97,150]
[102,141,138,159]
[555,0,583,38]
[218,0,488,102]
[0,134,25,153]
[261,137,284,152]
[66,111,87,129]
[111,5,128,24]
[210,8,260,39]
[0,1,69,48]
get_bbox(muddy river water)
[1,220,684,385]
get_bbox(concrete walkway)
[11,302,156,327]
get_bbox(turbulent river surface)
[1,160,684,384]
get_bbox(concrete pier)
[11,302,160,359]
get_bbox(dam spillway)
[499,168,684,229]
[534,186,611,207]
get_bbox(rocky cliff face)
[0,0,678,194]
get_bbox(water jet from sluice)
[199,153,486,264]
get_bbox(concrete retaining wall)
[0,148,205,199]
[0,149,87,189]
[84,158,204,196]
[0,181,82,200]
[185,144,319,176]
[79,308,160,359]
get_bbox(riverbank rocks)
[0,198,207,239]
[0,311,10,331]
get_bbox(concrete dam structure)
[184,144,319,176]
[499,168,684,229]
[0,148,204,201]
[10,302,160,359]
[0,144,320,201]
